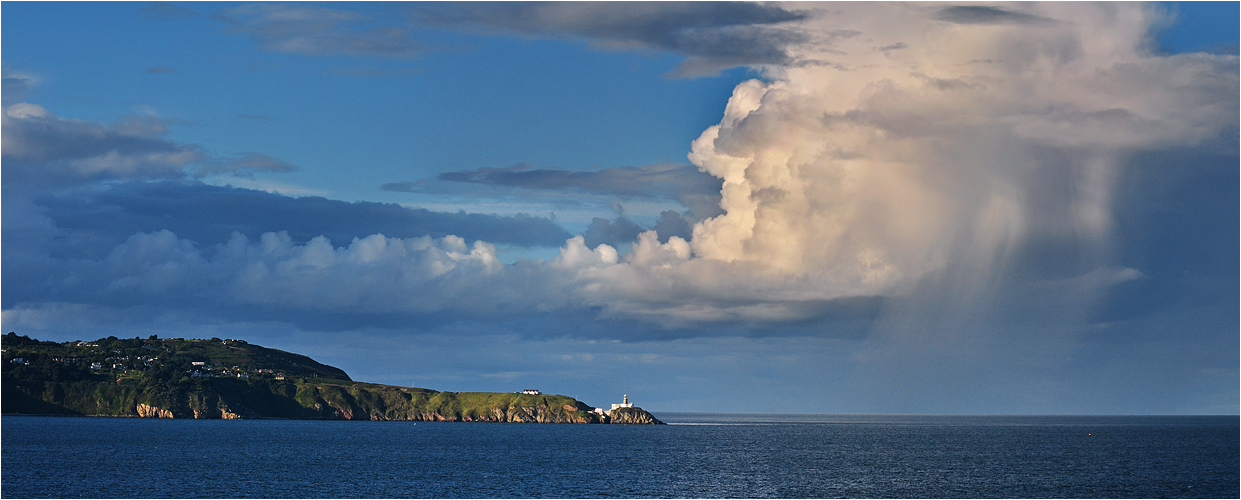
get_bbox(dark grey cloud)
[581,216,644,249]
[215,3,423,58]
[436,163,718,198]
[2,104,203,186]
[1,104,302,187]
[567,209,694,249]
[414,1,809,76]
[931,5,1060,26]
[651,209,693,243]
[32,180,573,255]
[877,42,907,53]
[386,163,724,219]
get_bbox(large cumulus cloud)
[679,2,1237,311]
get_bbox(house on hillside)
[520,389,540,395]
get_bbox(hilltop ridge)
[0,333,663,424]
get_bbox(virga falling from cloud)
[678,2,1236,315]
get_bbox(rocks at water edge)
[604,407,665,425]
[135,403,174,418]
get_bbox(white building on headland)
[520,389,540,395]
[610,394,634,411]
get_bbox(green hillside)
[0,333,660,424]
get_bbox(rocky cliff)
[605,406,664,425]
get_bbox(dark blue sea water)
[2,413,1236,498]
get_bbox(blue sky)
[3,2,1238,414]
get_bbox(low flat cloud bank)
[30,181,573,252]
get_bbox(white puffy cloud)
[95,231,510,313]
[670,2,1237,314]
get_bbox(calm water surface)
[2,413,1236,498]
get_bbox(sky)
[2,1,1238,415]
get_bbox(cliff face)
[605,407,665,425]
[135,403,173,418]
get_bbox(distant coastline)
[1,333,663,424]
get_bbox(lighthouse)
[610,394,634,411]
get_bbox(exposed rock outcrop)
[135,403,174,418]
[605,407,664,425]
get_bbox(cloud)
[574,210,697,249]
[682,3,1236,298]
[877,42,908,53]
[931,5,1061,26]
[194,152,298,178]
[1,104,309,188]
[386,163,725,221]
[1,68,36,106]
[28,181,575,255]
[3,3,1236,354]
[1,103,204,186]
[415,1,809,76]
[325,2,1238,337]
[145,66,177,74]
[651,210,694,244]
[215,3,423,58]
[581,216,644,249]
[433,163,720,198]
[1,225,885,340]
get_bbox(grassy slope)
[1,333,601,422]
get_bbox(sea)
[1,413,1236,498]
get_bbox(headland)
[0,333,663,424]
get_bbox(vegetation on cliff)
[1,333,661,424]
